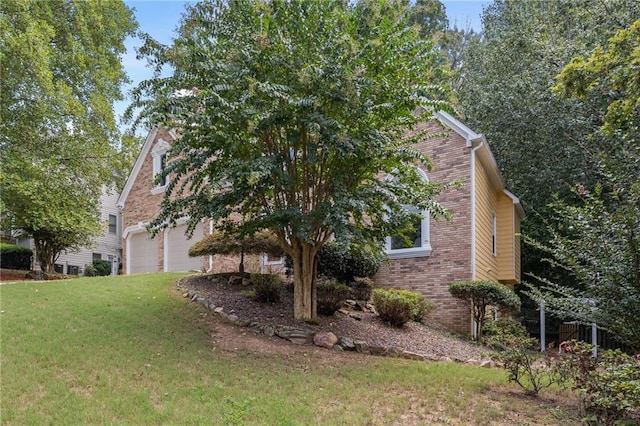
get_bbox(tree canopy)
[132,0,452,320]
[0,0,137,271]
[527,21,640,352]
[457,0,640,290]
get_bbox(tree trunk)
[291,241,317,320]
[33,238,54,273]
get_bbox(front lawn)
[0,274,578,425]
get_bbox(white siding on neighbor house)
[23,186,123,275]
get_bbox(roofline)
[116,128,159,209]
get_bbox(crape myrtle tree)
[526,21,640,352]
[130,0,452,320]
[0,0,137,272]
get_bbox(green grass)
[0,274,578,425]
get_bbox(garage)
[128,231,158,274]
[165,223,205,272]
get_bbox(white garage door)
[129,231,158,274]
[166,224,205,272]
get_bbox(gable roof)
[434,110,524,218]
[116,128,176,209]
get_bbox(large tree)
[0,0,137,271]
[527,21,640,351]
[131,0,451,320]
[457,0,640,286]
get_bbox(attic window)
[151,139,170,194]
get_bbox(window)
[108,214,117,234]
[492,213,497,257]
[151,139,170,193]
[385,168,432,259]
[93,253,102,262]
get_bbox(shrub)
[373,288,433,327]
[284,242,383,282]
[489,333,568,396]
[482,319,528,342]
[350,277,373,301]
[0,243,32,270]
[316,280,352,315]
[449,280,521,340]
[84,264,97,277]
[250,273,283,303]
[93,259,112,276]
[557,342,640,424]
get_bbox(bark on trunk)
[291,242,317,320]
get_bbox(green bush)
[0,243,32,270]
[317,280,352,316]
[482,319,528,342]
[489,334,568,396]
[250,273,283,303]
[350,277,373,301]
[84,264,97,277]
[557,342,640,424]
[372,288,434,327]
[93,259,112,276]
[449,280,521,339]
[285,242,383,283]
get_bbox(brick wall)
[373,121,474,335]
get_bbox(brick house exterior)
[118,111,523,335]
[374,111,524,334]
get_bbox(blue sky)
[117,0,490,130]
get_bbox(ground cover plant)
[1,274,579,425]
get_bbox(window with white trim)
[492,213,497,257]
[385,168,432,259]
[151,139,170,193]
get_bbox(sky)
[116,0,490,131]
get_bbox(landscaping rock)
[369,345,389,356]
[354,340,370,354]
[229,275,243,286]
[480,359,496,368]
[275,326,314,344]
[401,351,425,361]
[337,336,355,351]
[313,331,338,349]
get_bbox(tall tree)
[527,21,640,351]
[457,0,640,285]
[131,0,451,320]
[0,0,137,271]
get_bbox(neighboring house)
[119,112,523,335]
[17,186,122,276]
[374,111,524,334]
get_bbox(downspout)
[469,138,484,281]
[469,137,484,339]
[208,219,214,272]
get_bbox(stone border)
[177,277,496,367]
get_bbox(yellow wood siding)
[474,160,498,281]
[496,191,519,284]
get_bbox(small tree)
[449,280,521,340]
[189,230,283,274]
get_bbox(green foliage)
[317,242,383,283]
[482,319,528,341]
[316,280,352,316]
[0,243,32,270]
[488,334,568,396]
[84,264,96,277]
[250,273,283,304]
[526,22,640,352]
[131,0,451,320]
[92,259,112,276]
[190,230,284,274]
[372,288,434,327]
[458,0,640,299]
[0,0,137,272]
[350,277,374,301]
[449,280,521,340]
[556,342,640,423]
